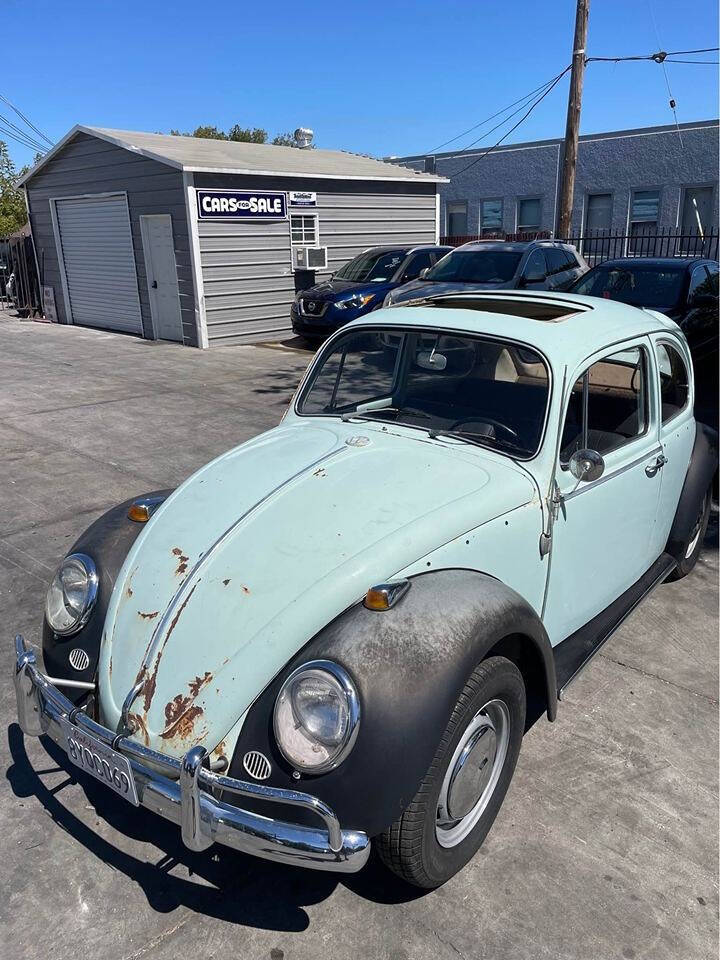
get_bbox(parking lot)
[1,313,717,960]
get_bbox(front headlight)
[273,660,360,773]
[336,293,376,310]
[45,553,99,637]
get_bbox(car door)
[519,249,549,290]
[542,338,663,644]
[394,249,435,286]
[648,336,696,558]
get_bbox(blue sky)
[3,0,718,169]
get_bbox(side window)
[523,249,547,279]
[399,250,434,282]
[688,264,711,300]
[656,343,689,423]
[545,249,568,275]
[561,347,648,462]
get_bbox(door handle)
[151,280,158,289]
[645,454,668,477]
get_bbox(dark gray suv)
[383,240,588,307]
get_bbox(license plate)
[60,718,139,806]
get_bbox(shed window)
[291,214,318,246]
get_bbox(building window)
[446,202,468,237]
[628,190,660,254]
[480,199,503,236]
[517,197,541,234]
[291,214,318,246]
[680,185,714,253]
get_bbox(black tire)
[376,656,526,889]
[667,486,712,580]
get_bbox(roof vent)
[294,127,314,149]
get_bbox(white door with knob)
[140,215,183,342]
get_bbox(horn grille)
[242,750,272,781]
[69,648,90,671]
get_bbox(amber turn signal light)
[127,502,151,522]
[363,580,411,611]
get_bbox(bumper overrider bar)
[13,636,370,873]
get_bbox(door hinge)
[539,481,563,558]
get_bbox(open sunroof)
[402,293,591,322]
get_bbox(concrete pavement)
[1,313,717,960]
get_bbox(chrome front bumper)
[13,635,370,873]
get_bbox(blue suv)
[291,244,451,340]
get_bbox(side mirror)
[521,270,547,286]
[569,448,605,483]
[419,267,430,279]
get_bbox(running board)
[554,553,677,699]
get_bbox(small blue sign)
[197,190,287,221]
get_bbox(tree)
[0,141,29,237]
[169,125,310,146]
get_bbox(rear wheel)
[668,486,712,580]
[377,656,525,888]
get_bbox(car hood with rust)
[97,419,535,756]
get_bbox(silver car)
[384,240,588,306]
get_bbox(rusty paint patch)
[223,578,230,586]
[172,547,183,556]
[108,656,113,678]
[141,581,200,714]
[159,705,203,741]
[165,693,192,726]
[242,585,250,595]
[126,586,133,598]
[128,712,150,746]
[138,610,159,621]
[188,671,212,698]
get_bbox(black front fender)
[229,568,556,837]
[41,490,173,702]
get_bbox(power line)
[446,67,571,178]
[426,71,567,154]
[646,0,682,145]
[664,58,719,64]
[0,122,47,154]
[0,112,48,153]
[0,92,53,147]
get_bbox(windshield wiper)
[427,428,527,456]
[341,407,430,423]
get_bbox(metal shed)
[20,126,445,348]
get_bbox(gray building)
[394,120,718,247]
[20,126,444,348]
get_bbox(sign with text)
[196,190,287,221]
[289,190,317,207]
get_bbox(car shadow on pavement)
[6,724,425,930]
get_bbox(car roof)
[359,244,448,255]
[590,256,715,268]
[346,291,682,371]
[454,240,576,253]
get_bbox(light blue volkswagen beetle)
[14,291,716,888]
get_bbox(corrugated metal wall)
[25,133,198,345]
[195,173,437,347]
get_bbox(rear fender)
[666,423,718,559]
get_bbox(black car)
[291,244,451,341]
[569,257,719,430]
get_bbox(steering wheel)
[447,416,519,442]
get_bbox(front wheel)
[376,656,526,888]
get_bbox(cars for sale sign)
[197,190,287,220]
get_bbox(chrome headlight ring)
[273,660,361,774]
[44,552,99,638]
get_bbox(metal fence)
[0,224,42,317]
[439,227,719,265]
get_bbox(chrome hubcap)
[436,699,510,848]
[685,496,706,559]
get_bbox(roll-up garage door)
[54,195,143,334]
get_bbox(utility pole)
[557,0,590,238]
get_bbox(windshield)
[334,249,408,283]
[423,250,523,284]
[571,264,686,307]
[298,328,550,459]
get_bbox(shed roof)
[19,125,447,186]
